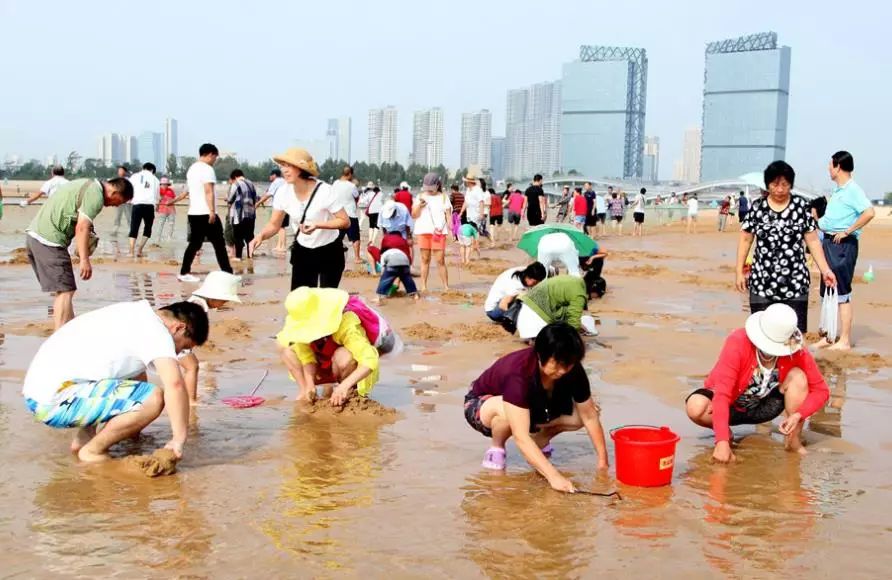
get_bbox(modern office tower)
[681,127,702,182]
[561,45,647,180]
[368,106,398,165]
[138,131,164,170]
[460,109,492,171]
[700,31,791,180]
[411,108,444,167]
[122,136,138,163]
[98,133,123,166]
[326,117,352,162]
[642,136,660,182]
[164,118,178,171]
[490,137,506,183]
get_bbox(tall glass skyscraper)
[700,32,791,181]
[560,45,647,180]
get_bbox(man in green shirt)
[25,177,133,329]
[517,275,596,340]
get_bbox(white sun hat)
[193,271,242,303]
[745,303,802,357]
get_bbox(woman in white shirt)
[686,194,699,235]
[411,172,453,293]
[484,262,547,322]
[249,148,349,289]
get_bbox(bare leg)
[685,394,714,428]
[781,368,808,454]
[137,235,150,257]
[279,345,314,400]
[70,425,96,453]
[434,249,449,290]
[420,249,431,293]
[480,396,512,449]
[53,291,75,330]
[828,302,854,350]
[77,387,164,462]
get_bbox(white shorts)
[517,304,549,340]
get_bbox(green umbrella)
[517,224,597,258]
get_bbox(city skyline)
[459,110,492,172]
[1,0,888,193]
[411,108,444,167]
[368,107,398,165]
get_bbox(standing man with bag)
[175,143,233,282]
[25,178,133,329]
[816,151,876,350]
[249,148,349,289]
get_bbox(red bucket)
[610,425,680,487]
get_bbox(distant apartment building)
[411,108,444,167]
[642,136,660,182]
[460,109,492,171]
[561,45,647,180]
[368,107,398,165]
[490,137,506,183]
[326,117,352,162]
[122,135,138,164]
[164,118,178,171]
[138,132,164,170]
[700,31,791,180]
[679,127,702,182]
[98,133,123,166]
[503,82,561,180]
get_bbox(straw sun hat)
[272,147,319,177]
[745,303,803,357]
[277,287,350,345]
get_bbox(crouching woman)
[276,287,392,407]
[463,322,608,493]
[685,303,829,463]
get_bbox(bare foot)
[785,437,808,455]
[77,447,110,463]
[442,286,450,291]
[70,426,96,453]
[811,338,833,349]
[827,341,852,351]
[412,294,420,301]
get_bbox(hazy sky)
[1,0,889,193]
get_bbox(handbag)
[364,191,380,216]
[76,180,100,256]
[820,286,838,343]
[499,298,524,334]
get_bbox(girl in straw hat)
[249,148,349,290]
[685,303,830,463]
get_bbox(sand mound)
[453,322,510,341]
[616,264,667,277]
[164,259,179,266]
[3,247,31,265]
[439,289,486,305]
[342,269,366,278]
[403,322,452,341]
[679,273,734,290]
[122,449,180,477]
[610,250,672,261]
[467,260,512,276]
[304,396,397,417]
[220,319,251,340]
[716,264,737,274]
[817,351,889,376]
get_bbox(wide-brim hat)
[277,287,349,345]
[463,174,478,183]
[193,271,242,303]
[381,200,397,219]
[272,147,319,177]
[745,303,803,357]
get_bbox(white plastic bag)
[820,286,838,343]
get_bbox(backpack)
[344,295,395,353]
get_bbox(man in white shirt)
[22,300,208,463]
[257,168,289,253]
[174,143,232,282]
[332,165,361,263]
[128,162,160,257]
[21,165,69,206]
[686,194,699,235]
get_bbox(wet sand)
[2,206,892,577]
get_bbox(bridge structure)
[540,175,821,203]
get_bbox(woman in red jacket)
[685,303,829,463]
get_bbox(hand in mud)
[164,440,184,459]
[712,441,735,464]
[735,271,747,293]
[548,475,577,493]
[778,412,802,435]
[330,384,353,407]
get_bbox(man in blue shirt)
[816,150,875,351]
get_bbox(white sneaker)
[177,274,200,283]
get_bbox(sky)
[1,0,889,194]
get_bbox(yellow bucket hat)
[276,287,350,345]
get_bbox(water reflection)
[811,361,848,438]
[682,438,818,577]
[459,472,606,578]
[260,408,389,570]
[31,463,213,573]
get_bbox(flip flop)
[481,447,506,470]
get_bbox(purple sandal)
[541,444,554,458]
[482,447,506,470]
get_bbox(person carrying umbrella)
[517,223,597,278]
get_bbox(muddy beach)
[2,206,892,577]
